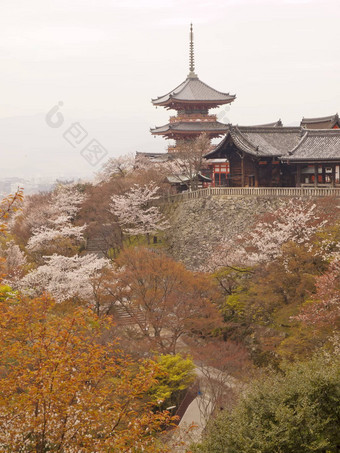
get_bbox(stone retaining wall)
[165,195,339,270]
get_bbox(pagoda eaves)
[151,24,235,152]
[150,121,229,140]
[152,76,236,110]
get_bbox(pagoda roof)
[284,129,340,162]
[206,126,302,158]
[151,121,229,136]
[152,76,236,109]
[300,113,340,129]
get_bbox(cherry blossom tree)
[0,240,27,286]
[95,153,135,183]
[10,192,53,247]
[51,184,86,218]
[208,199,329,270]
[110,182,168,244]
[26,185,86,256]
[134,134,211,192]
[15,185,84,238]
[20,253,109,306]
[27,221,85,251]
[173,133,212,191]
[295,259,340,327]
[134,152,180,174]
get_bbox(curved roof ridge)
[284,129,340,162]
[150,121,229,134]
[152,78,190,102]
[194,77,233,97]
[152,76,235,106]
[301,113,339,123]
[288,130,309,155]
[303,128,340,135]
[230,126,260,154]
[238,126,300,133]
[204,126,232,156]
[205,125,304,159]
[243,119,283,128]
[230,126,266,156]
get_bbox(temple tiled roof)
[236,127,301,156]
[284,130,340,161]
[151,121,229,135]
[166,172,211,184]
[301,114,340,129]
[207,126,302,158]
[152,76,236,108]
[206,126,340,162]
[135,152,174,163]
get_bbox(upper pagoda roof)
[301,114,340,129]
[152,76,236,109]
[152,24,235,110]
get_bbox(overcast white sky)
[1,0,339,179]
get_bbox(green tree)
[149,354,196,410]
[229,242,328,365]
[0,284,14,301]
[192,351,340,453]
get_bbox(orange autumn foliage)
[0,295,173,452]
[0,189,24,235]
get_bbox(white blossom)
[1,240,27,270]
[27,224,85,251]
[95,153,135,183]
[208,199,328,270]
[110,182,168,238]
[27,185,86,252]
[51,184,86,219]
[0,240,27,287]
[20,254,109,303]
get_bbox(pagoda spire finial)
[188,23,197,78]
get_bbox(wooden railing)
[161,187,340,203]
[169,114,217,123]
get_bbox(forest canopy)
[1,158,340,452]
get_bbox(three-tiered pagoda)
[151,24,236,152]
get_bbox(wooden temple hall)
[150,25,340,188]
[205,122,340,188]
